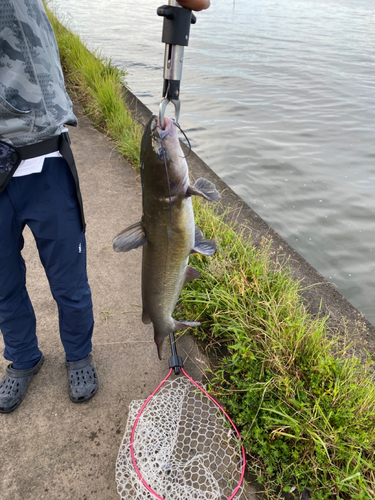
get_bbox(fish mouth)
[151,115,176,140]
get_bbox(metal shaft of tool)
[162,0,184,100]
[157,0,196,127]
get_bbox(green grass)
[179,200,375,499]
[46,7,375,499]
[46,3,142,168]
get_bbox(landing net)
[116,369,245,500]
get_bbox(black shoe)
[0,354,44,414]
[65,353,98,403]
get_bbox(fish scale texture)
[115,377,244,500]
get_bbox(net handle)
[130,368,246,500]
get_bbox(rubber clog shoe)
[65,353,98,403]
[0,354,44,414]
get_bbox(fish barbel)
[113,115,220,358]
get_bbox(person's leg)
[0,186,43,413]
[23,157,97,402]
[24,157,95,362]
[0,188,42,369]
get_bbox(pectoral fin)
[191,226,217,256]
[187,178,220,202]
[113,221,146,252]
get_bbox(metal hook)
[159,98,181,129]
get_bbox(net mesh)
[116,376,244,500]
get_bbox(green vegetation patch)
[46,3,142,168]
[180,200,375,499]
[46,7,375,499]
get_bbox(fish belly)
[141,198,194,348]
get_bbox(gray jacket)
[0,0,77,147]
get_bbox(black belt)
[16,134,62,160]
[1,134,64,176]
[0,132,85,230]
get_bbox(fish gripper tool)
[157,0,196,129]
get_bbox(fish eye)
[157,148,165,161]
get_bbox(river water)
[52,0,375,325]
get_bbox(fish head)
[141,115,189,199]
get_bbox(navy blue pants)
[0,157,94,370]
